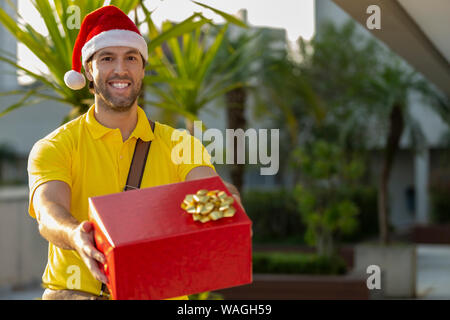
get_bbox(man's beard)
[94,77,143,112]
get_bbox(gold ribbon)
[181,189,236,223]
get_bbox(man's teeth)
[111,82,129,89]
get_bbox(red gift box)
[88,176,252,300]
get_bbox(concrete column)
[415,149,430,224]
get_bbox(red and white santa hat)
[64,5,148,90]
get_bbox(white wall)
[0,95,72,156]
[0,187,47,289]
[0,0,18,91]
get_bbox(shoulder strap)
[123,119,155,191]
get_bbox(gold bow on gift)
[181,189,236,223]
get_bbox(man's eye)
[128,56,137,61]
[102,57,112,61]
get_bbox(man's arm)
[33,180,108,284]
[184,166,242,206]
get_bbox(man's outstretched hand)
[70,221,108,285]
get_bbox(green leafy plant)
[292,140,363,257]
[340,185,379,242]
[242,186,378,245]
[430,187,450,224]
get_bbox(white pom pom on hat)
[64,5,148,90]
[64,70,86,90]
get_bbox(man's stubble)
[94,77,144,113]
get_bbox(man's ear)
[84,62,94,82]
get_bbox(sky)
[145,0,315,42]
[16,0,315,84]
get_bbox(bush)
[430,187,450,224]
[242,189,305,244]
[340,185,379,242]
[252,251,347,275]
[291,141,363,257]
[242,186,378,244]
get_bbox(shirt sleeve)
[170,129,216,181]
[27,138,72,219]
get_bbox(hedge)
[252,251,347,275]
[242,186,378,244]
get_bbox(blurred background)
[0,0,449,300]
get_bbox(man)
[27,6,241,300]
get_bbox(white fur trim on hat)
[64,70,86,90]
[81,29,148,65]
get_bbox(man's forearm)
[36,201,79,250]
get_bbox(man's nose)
[113,59,128,76]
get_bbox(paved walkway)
[416,244,450,299]
[1,244,449,300]
[0,286,43,300]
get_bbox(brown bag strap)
[100,120,155,296]
[123,119,155,191]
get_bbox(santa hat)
[64,5,148,90]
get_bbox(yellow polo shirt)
[27,105,215,299]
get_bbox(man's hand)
[185,167,252,236]
[223,181,243,207]
[70,221,108,285]
[185,166,243,207]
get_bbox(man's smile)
[108,80,132,92]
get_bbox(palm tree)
[299,21,447,244]
[368,59,446,244]
[254,33,325,185]
[0,0,241,123]
[208,26,264,192]
[140,0,247,135]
